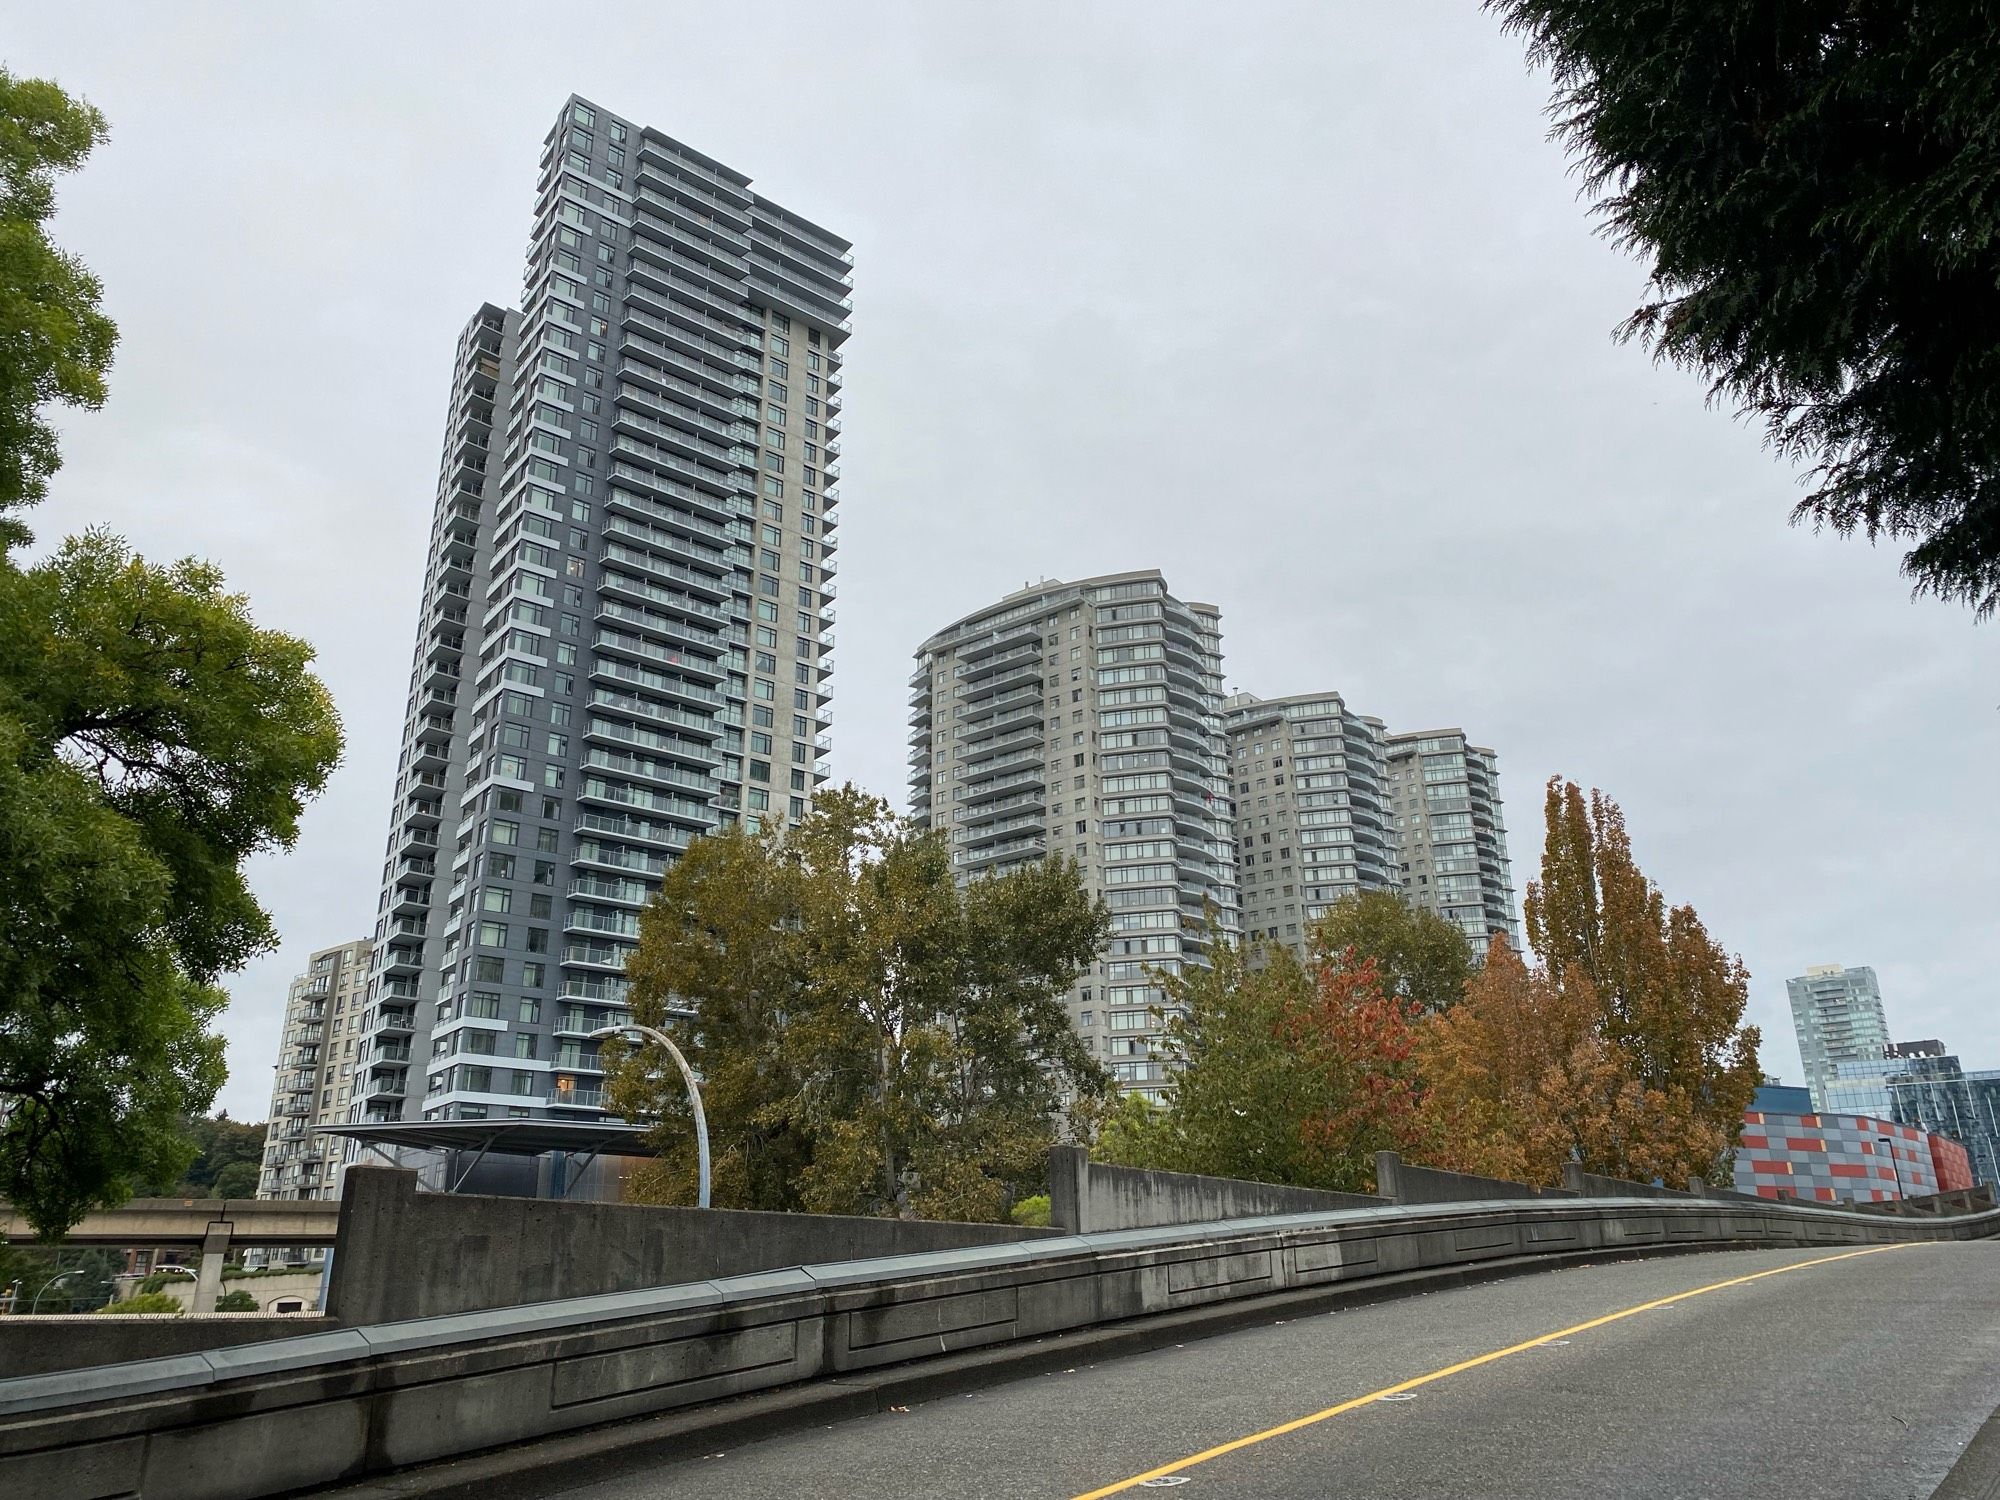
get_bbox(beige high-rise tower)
[1223,690,1395,956]
[258,938,372,1199]
[908,570,1238,1101]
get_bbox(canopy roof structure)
[314,1119,655,1195]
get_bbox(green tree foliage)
[1309,890,1473,1012]
[0,70,114,550]
[213,1288,258,1312]
[0,535,341,1236]
[1100,934,1431,1194]
[610,786,1110,1222]
[210,1161,261,1201]
[1090,1091,1176,1171]
[95,1290,182,1315]
[1008,1194,1051,1228]
[142,1114,268,1198]
[1490,3,2000,616]
[1520,779,1761,1182]
[0,1244,121,1311]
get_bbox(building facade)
[909,571,1238,1100]
[1734,1084,1941,1203]
[259,939,372,1199]
[1383,730,1520,951]
[1787,963,1890,1104]
[1882,1042,2000,1191]
[351,96,850,1127]
[1222,691,1393,957]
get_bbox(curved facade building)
[1223,691,1394,952]
[1384,729,1521,951]
[909,571,1238,1100]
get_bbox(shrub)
[96,1292,183,1315]
[213,1289,258,1312]
[1009,1194,1051,1228]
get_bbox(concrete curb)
[300,1243,1725,1500]
[1933,1398,2000,1499]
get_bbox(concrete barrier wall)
[6,1192,1995,1500]
[1047,1147,1385,1232]
[1561,1164,1704,1201]
[1374,1151,1575,1205]
[0,1316,334,1379]
[327,1167,1056,1324]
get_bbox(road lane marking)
[1069,1244,1919,1499]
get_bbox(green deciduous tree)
[1100,934,1431,1194]
[1490,2,2000,616]
[0,69,114,551]
[0,536,342,1237]
[213,1288,258,1312]
[610,786,1110,1222]
[1520,779,1761,1183]
[0,75,341,1239]
[1309,889,1474,1012]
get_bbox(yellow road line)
[1069,1243,1919,1499]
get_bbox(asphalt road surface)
[535,1242,2000,1500]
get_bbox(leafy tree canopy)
[0,536,341,1235]
[1308,889,1473,1012]
[610,785,1110,1222]
[0,69,113,551]
[0,75,341,1239]
[1491,2,2000,616]
[1097,933,1430,1195]
[1518,778,1761,1182]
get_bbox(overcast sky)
[11,3,1996,1120]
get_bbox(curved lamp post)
[1878,1135,1907,1201]
[589,1022,711,1209]
[31,1270,78,1314]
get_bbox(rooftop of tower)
[915,569,1220,655]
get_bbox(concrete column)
[1046,1146,1088,1234]
[1560,1160,1587,1196]
[194,1224,231,1312]
[1374,1151,1404,1205]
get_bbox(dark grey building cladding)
[353,97,850,1132]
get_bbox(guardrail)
[3,1191,1995,1499]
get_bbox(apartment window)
[492,820,519,846]
[478,922,508,948]
[572,103,595,126]
[475,957,504,983]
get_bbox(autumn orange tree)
[1419,938,1696,1185]
[1100,931,1430,1194]
[1434,779,1761,1186]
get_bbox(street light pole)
[31,1270,78,1315]
[1878,1135,1907,1203]
[589,1021,711,1210]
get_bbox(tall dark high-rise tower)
[352,97,850,1128]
